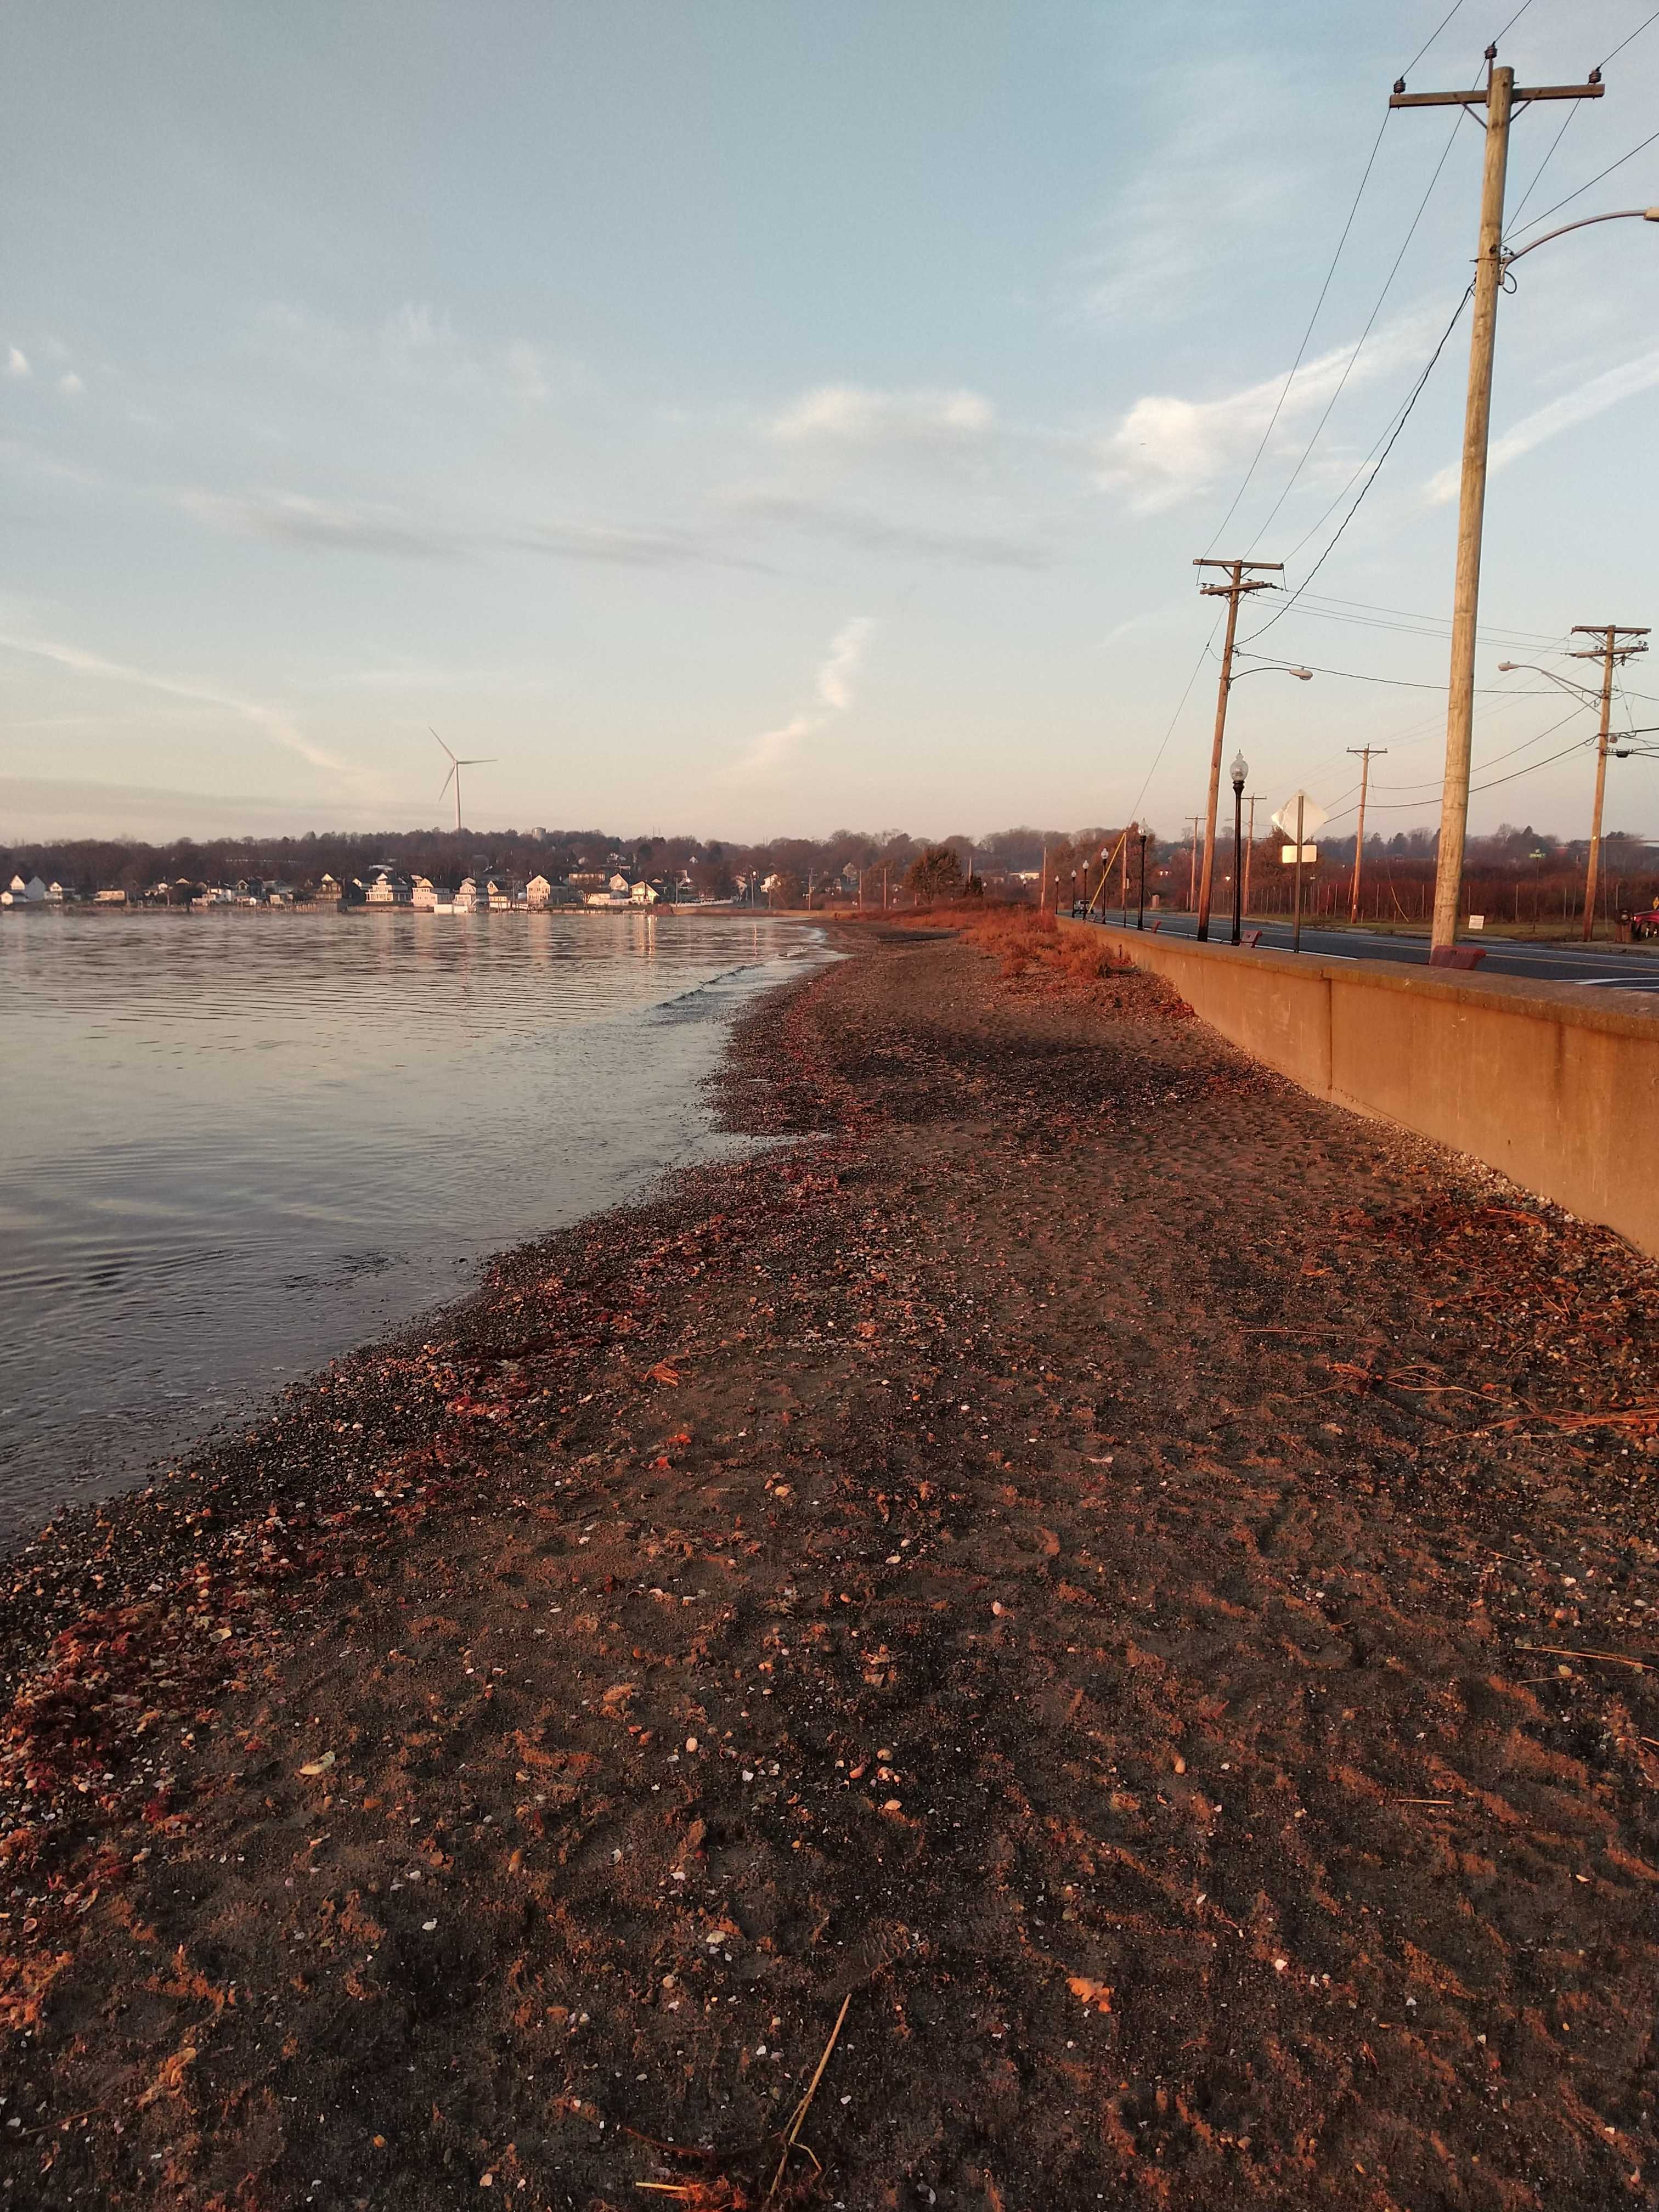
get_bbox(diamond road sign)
[1272,792,1328,838]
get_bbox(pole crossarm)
[1389,83,1604,108]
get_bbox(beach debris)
[1066,1977,1113,2013]
[297,1752,335,1776]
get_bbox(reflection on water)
[0,909,820,1537]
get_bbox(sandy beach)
[4,911,1658,2210]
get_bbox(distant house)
[363,865,411,907]
[452,876,483,913]
[266,882,296,907]
[630,879,659,906]
[526,874,552,911]
[93,886,128,906]
[486,877,523,911]
[411,876,439,911]
[319,872,342,901]
[3,873,48,907]
[46,879,65,902]
[231,878,267,906]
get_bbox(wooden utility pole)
[1346,746,1386,923]
[1569,623,1649,939]
[1242,794,1257,920]
[1389,48,1603,962]
[1186,815,1203,910]
[1193,558,1282,938]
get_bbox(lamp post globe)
[1231,751,1248,792]
[1229,756,1248,947]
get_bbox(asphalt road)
[1079,909,1659,1004]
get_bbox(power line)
[1491,0,1536,44]
[1234,651,1560,692]
[1127,617,1222,829]
[1507,101,1580,229]
[1372,705,1593,789]
[1245,109,1470,553]
[1239,283,1475,650]
[1402,1,1470,79]
[1599,5,1659,70]
[1508,124,1659,240]
[1203,111,1393,555]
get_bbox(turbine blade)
[431,726,457,763]
[439,765,456,797]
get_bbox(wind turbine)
[432,729,496,834]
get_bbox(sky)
[2,0,1657,850]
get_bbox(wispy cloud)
[178,489,461,560]
[735,616,876,775]
[768,384,994,447]
[1098,311,1439,514]
[1427,346,1659,503]
[178,487,771,571]
[58,371,83,396]
[0,630,348,776]
[247,300,574,410]
[1069,57,1302,330]
[7,348,28,378]
[731,492,1052,569]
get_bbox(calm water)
[0,910,823,1540]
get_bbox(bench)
[1241,928,1262,949]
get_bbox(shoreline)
[2,921,829,1543]
[5,916,1659,2208]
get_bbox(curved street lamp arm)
[1504,207,1659,267]
[1494,661,1600,702]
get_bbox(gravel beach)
[4,912,1658,2210]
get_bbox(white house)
[93,886,128,905]
[2,873,47,906]
[411,876,439,911]
[630,879,659,906]
[526,873,552,910]
[453,876,482,913]
[363,866,411,907]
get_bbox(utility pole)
[1346,746,1386,923]
[1193,558,1282,937]
[1242,794,1257,920]
[1569,623,1649,938]
[1389,48,1604,962]
[1187,815,1203,910]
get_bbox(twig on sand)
[765,1993,853,2205]
[1395,1797,1455,1807]
[1526,1645,1657,1674]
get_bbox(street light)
[1229,751,1249,945]
[1231,662,1314,684]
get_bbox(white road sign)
[1272,793,1328,838]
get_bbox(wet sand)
[3,912,1658,2210]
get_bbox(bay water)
[0,909,821,1542]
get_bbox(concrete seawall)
[1071,919,1659,1256]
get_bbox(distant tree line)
[5,816,1656,922]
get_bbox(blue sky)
[3,0,1656,848]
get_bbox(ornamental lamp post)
[1229,751,1249,945]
